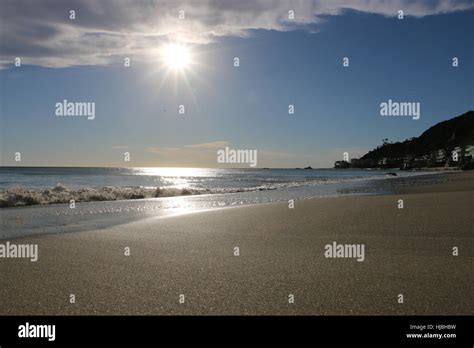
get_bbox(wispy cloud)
[1,0,472,68]
[147,140,229,154]
[255,147,371,168]
[145,141,369,168]
[146,141,229,167]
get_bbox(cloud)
[256,146,371,168]
[147,140,228,154]
[145,141,369,168]
[1,0,472,68]
[146,140,229,166]
[183,141,229,150]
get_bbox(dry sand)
[0,171,472,315]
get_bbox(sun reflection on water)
[132,167,212,189]
[134,167,210,177]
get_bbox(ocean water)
[0,166,418,192]
[0,167,443,239]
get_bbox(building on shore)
[335,144,474,169]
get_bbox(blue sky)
[0,1,473,167]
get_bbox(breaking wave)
[0,184,207,208]
[0,173,424,208]
[0,182,309,207]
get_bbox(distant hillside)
[335,111,474,169]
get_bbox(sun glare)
[161,44,192,71]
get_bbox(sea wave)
[0,184,205,208]
[0,181,319,207]
[0,173,426,208]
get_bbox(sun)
[161,43,192,71]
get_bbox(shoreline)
[0,170,455,241]
[0,171,472,315]
[0,168,448,209]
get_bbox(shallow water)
[0,167,437,206]
[0,169,445,240]
[0,166,422,191]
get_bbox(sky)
[0,0,473,168]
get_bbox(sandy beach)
[0,171,472,315]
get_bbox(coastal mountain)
[335,110,474,169]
